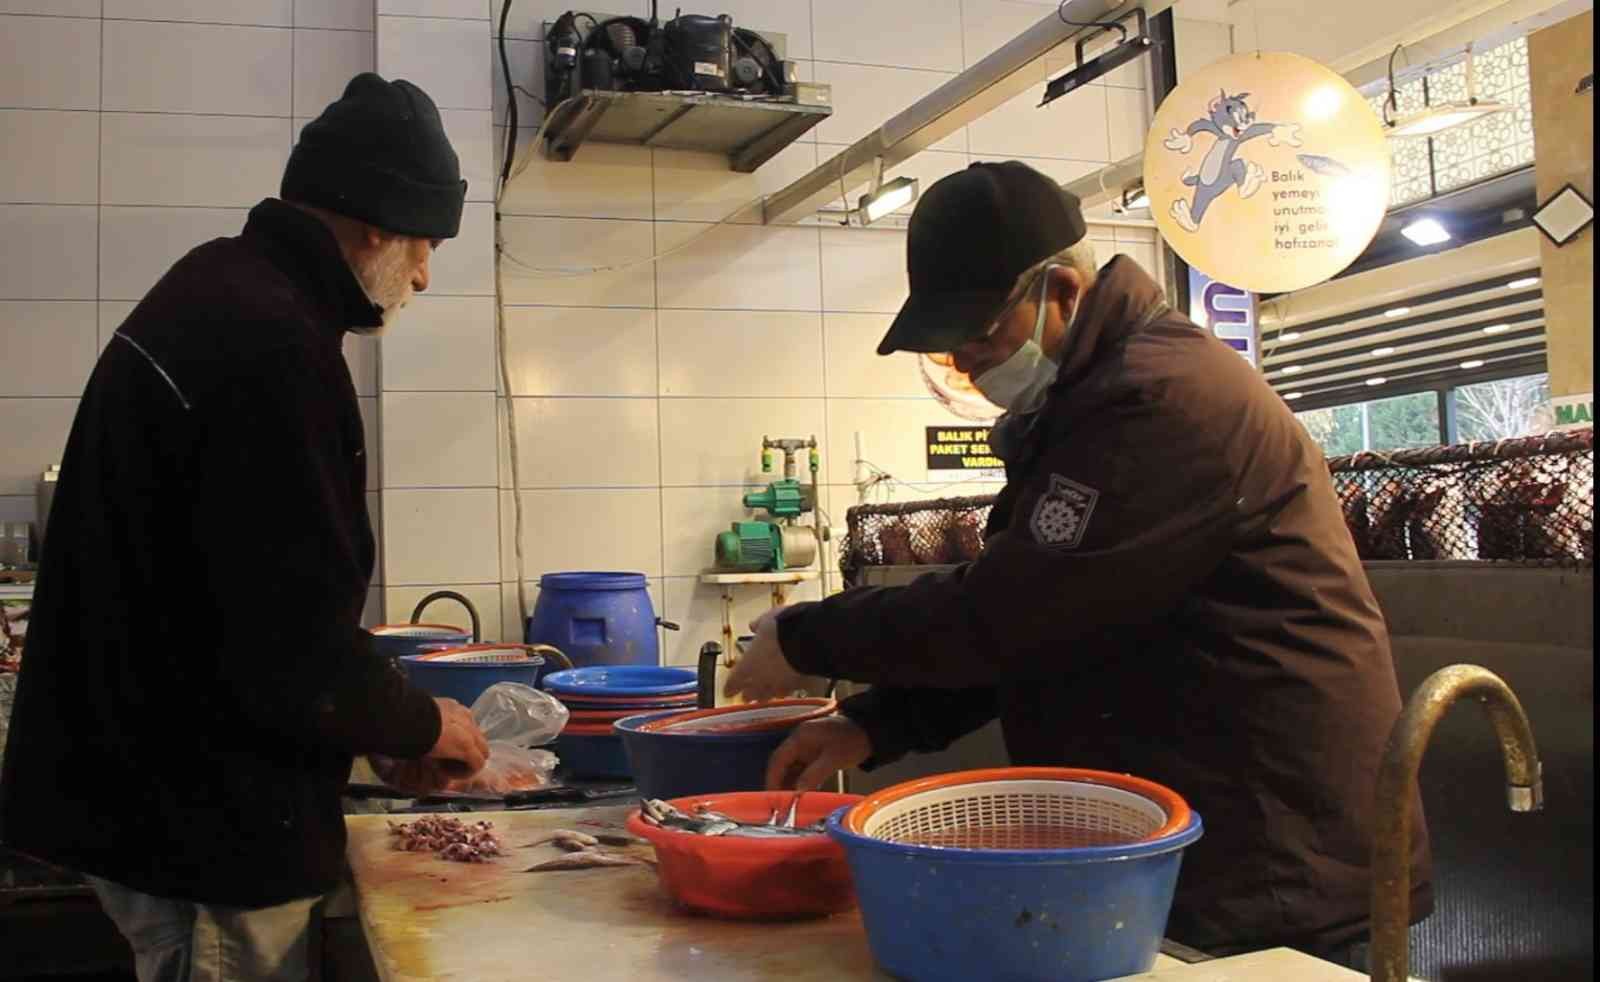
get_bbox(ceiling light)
[1040,14,1155,108]
[1119,185,1150,211]
[1483,323,1511,335]
[1386,101,1511,138]
[1383,45,1512,140]
[1282,365,1302,375]
[1284,391,1305,400]
[857,176,919,225]
[1372,347,1396,356]
[1281,331,1302,341]
[1507,276,1541,290]
[1367,377,1387,386]
[1401,217,1451,246]
[1460,359,1485,369]
[1384,307,1411,318]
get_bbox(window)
[1297,391,1442,454]
[1454,372,1551,442]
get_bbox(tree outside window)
[1454,373,1552,442]
[1297,391,1441,455]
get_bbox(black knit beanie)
[282,73,466,239]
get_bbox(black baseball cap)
[876,161,1087,355]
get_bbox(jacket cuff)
[837,690,914,770]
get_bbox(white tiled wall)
[0,2,385,622]
[5,1,1163,658]
[374,1,500,635]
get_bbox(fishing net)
[840,428,1594,585]
[1327,428,1593,565]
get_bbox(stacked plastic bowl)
[541,666,699,779]
[613,698,836,800]
[825,767,1205,982]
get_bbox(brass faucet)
[1369,665,1544,982]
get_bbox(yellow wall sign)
[1144,52,1391,295]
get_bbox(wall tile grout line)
[95,0,104,350]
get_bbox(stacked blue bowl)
[543,666,698,779]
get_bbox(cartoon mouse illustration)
[1163,90,1304,232]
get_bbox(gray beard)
[349,244,414,336]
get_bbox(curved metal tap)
[1370,665,1544,982]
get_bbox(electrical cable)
[496,0,519,195]
[1056,0,1128,43]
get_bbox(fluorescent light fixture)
[1282,365,1303,375]
[1460,359,1485,369]
[1507,276,1541,290]
[1401,217,1451,246]
[1281,331,1302,341]
[1041,34,1155,107]
[1483,323,1511,335]
[1367,377,1387,386]
[1284,391,1305,400]
[1372,347,1396,357]
[857,176,919,225]
[1384,307,1412,318]
[1386,100,1510,139]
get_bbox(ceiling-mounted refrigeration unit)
[537,6,832,173]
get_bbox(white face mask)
[973,267,1073,414]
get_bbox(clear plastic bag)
[470,682,569,747]
[447,742,558,795]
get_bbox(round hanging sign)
[1144,51,1390,294]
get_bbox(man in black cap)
[0,75,488,981]
[724,161,1433,964]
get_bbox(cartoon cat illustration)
[1163,90,1304,232]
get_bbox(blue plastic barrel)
[526,572,660,669]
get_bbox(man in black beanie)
[0,74,488,982]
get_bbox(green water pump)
[713,436,820,573]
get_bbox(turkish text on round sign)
[1144,51,1390,294]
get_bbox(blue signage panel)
[1188,267,1259,368]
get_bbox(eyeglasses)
[972,265,1053,346]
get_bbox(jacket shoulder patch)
[1029,474,1099,549]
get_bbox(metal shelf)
[541,89,830,173]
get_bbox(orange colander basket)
[842,767,1191,851]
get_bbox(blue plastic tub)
[555,732,632,779]
[827,808,1204,982]
[613,709,792,800]
[369,624,471,662]
[542,665,697,698]
[399,646,550,708]
[526,571,660,669]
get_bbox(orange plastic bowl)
[626,791,862,920]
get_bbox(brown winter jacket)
[779,256,1433,953]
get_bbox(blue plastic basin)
[613,709,791,800]
[542,665,697,698]
[369,625,471,662]
[399,651,547,708]
[827,810,1204,982]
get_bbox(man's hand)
[425,697,490,778]
[368,754,453,795]
[722,608,810,703]
[766,716,873,791]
